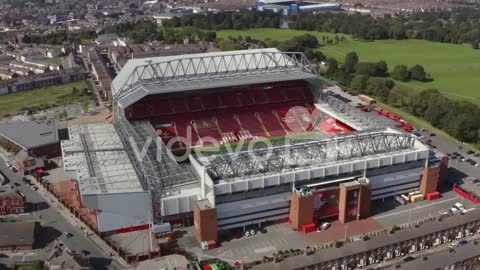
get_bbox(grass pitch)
[0,80,90,117]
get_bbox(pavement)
[0,156,127,270]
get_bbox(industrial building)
[61,48,446,246]
[256,0,342,15]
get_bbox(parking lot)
[372,187,477,228]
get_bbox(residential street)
[0,158,125,270]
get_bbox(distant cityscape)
[0,0,480,270]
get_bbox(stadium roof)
[61,123,144,195]
[0,120,58,150]
[195,129,423,182]
[112,48,319,108]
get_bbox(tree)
[81,101,90,114]
[334,69,351,86]
[355,62,377,76]
[472,41,479,50]
[375,61,388,77]
[342,52,358,74]
[408,65,427,81]
[391,65,409,81]
[366,78,393,102]
[312,51,326,62]
[72,87,79,95]
[350,75,369,94]
[324,58,338,76]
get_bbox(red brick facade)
[193,200,218,243]
[339,181,371,224]
[288,191,314,231]
[0,192,25,216]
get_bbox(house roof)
[0,120,59,150]
[0,222,37,247]
[15,149,30,162]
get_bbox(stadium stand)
[125,80,317,148]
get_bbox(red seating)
[171,97,189,114]
[264,88,285,103]
[221,132,238,144]
[285,88,304,101]
[258,110,286,137]
[237,111,267,137]
[216,114,241,133]
[202,95,221,110]
[151,99,173,116]
[251,89,268,104]
[302,88,314,100]
[188,96,203,111]
[219,93,240,108]
[129,80,318,149]
[237,91,254,106]
[173,117,200,147]
[277,108,306,134]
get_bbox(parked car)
[450,208,459,214]
[458,240,468,246]
[13,182,20,187]
[320,222,331,230]
[429,133,436,136]
[403,256,415,262]
[64,232,74,238]
[4,161,12,168]
[454,203,465,212]
[449,241,460,248]
[438,210,449,216]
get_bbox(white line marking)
[254,246,276,254]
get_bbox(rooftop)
[112,48,317,108]
[61,123,144,196]
[0,120,58,150]
[253,210,480,270]
[0,221,37,248]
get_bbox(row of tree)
[391,65,428,82]
[165,9,480,48]
[389,88,480,144]
[103,21,217,44]
[288,9,480,48]
[216,33,320,52]
[22,30,96,45]
[163,11,282,30]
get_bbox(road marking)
[255,246,276,254]
[375,196,459,219]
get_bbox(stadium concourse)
[61,48,448,252]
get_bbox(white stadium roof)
[61,123,144,195]
[111,48,319,108]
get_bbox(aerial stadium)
[61,48,447,246]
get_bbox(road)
[0,158,123,270]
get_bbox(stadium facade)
[61,48,447,242]
[256,0,342,16]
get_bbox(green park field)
[217,28,480,106]
[217,28,350,42]
[0,80,90,117]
